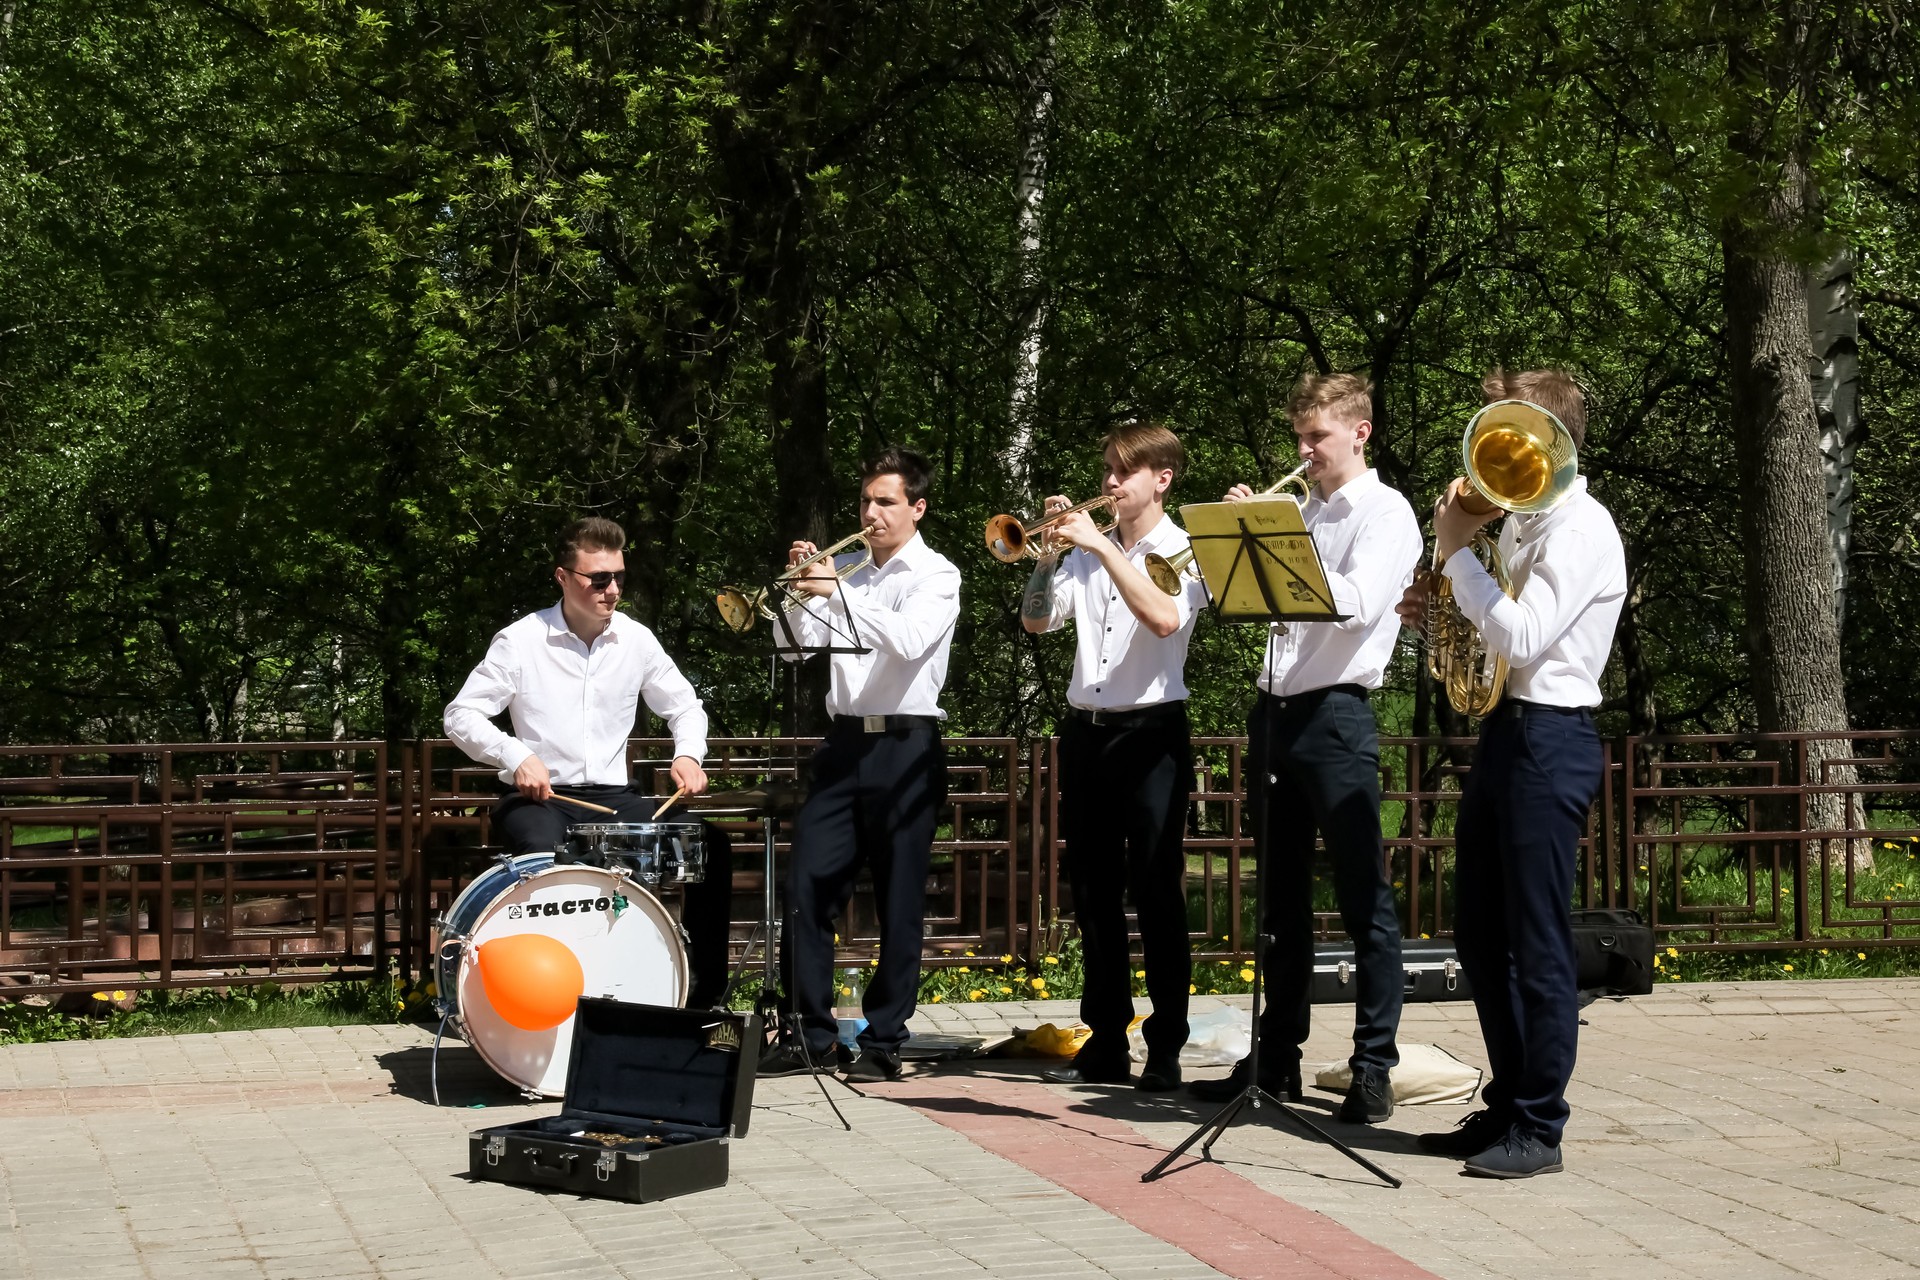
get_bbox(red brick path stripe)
[884,1074,1438,1280]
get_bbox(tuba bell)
[1425,400,1579,716]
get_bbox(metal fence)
[1,730,1915,995]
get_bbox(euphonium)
[1425,400,1579,716]
[984,496,1118,563]
[715,526,878,633]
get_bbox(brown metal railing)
[1,730,1915,994]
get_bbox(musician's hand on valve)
[1432,478,1499,563]
[1222,483,1256,503]
[1050,508,1106,552]
[787,539,836,597]
[514,755,554,802]
[669,756,709,797]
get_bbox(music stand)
[1141,497,1401,1189]
[731,572,874,1125]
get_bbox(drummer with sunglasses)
[444,516,736,1009]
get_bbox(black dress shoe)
[1462,1125,1563,1178]
[1337,1066,1394,1124]
[1185,1056,1303,1103]
[757,1043,834,1078]
[1042,1055,1131,1085]
[844,1047,903,1083]
[1134,1053,1182,1091]
[1416,1108,1512,1158]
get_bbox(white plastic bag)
[1128,1003,1251,1066]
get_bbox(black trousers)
[785,722,947,1057]
[1453,701,1603,1146]
[493,785,736,1009]
[1058,706,1194,1059]
[1249,687,1402,1074]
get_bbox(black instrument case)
[470,999,759,1202]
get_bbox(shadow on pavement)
[376,1044,534,1110]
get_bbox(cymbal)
[685,782,807,817]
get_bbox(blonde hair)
[1287,372,1373,426]
[1482,367,1587,448]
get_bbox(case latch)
[595,1150,617,1182]
[1337,960,1352,985]
[484,1136,505,1167]
[1443,957,1460,991]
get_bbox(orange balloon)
[476,933,585,1031]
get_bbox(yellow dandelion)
[1030,977,1047,990]
[112,990,128,1001]
[839,984,852,996]
[1665,947,1679,958]
[1654,956,1663,968]
[1135,969,1146,979]
[1819,949,1830,956]
[1208,988,1220,994]
[998,986,1013,995]
[1885,841,1898,850]
[1783,963,1794,972]
[930,993,943,1003]
[957,966,970,973]
[969,990,985,1001]
[1000,954,1013,963]
[965,950,976,957]
[1044,956,1059,966]
[1189,984,1197,994]
[1857,952,1867,960]
[1419,933,1431,940]
[1239,968,1255,982]
[90,992,110,1002]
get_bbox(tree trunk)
[1807,250,1861,634]
[1001,4,1057,504]
[1722,17,1860,870]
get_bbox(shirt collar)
[1317,467,1381,512]
[544,601,625,644]
[1111,511,1178,555]
[872,530,927,573]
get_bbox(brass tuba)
[715,527,877,633]
[1425,400,1579,716]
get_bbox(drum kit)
[432,786,805,1101]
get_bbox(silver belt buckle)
[1087,709,1108,726]
[862,714,886,733]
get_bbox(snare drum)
[565,821,708,886]
[434,854,689,1096]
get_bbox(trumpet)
[1425,400,1579,715]
[714,526,877,633]
[984,496,1118,563]
[1251,461,1313,502]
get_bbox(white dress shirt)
[1044,514,1209,711]
[777,532,961,717]
[444,604,710,785]
[1442,476,1626,707]
[1261,468,1423,695]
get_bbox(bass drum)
[434,854,688,1096]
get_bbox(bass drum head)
[451,863,687,1097]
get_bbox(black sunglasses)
[562,567,627,591]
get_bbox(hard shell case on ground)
[469,999,759,1202]
[1310,938,1473,1004]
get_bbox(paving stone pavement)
[1,978,1917,1279]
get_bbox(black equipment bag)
[1310,938,1472,1004]
[1571,908,1654,997]
[470,999,759,1203]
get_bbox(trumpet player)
[1020,420,1209,1091]
[759,447,961,1084]
[1189,372,1422,1125]
[1396,369,1625,1178]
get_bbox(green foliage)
[1,1,1918,745]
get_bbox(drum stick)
[547,793,619,816]
[651,786,688,819]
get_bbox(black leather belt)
[1067,701,1187,729]
[1258,683,1370,710]
[831,713,942,734]
[1497,699,1593,719]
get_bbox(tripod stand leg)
[1142,1089,1253,1182]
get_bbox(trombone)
[984,496,1118,563]
[714,526,877,633]
[1424,400,1579,715]
[1144,462,1313,594]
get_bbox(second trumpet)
[715,526,877,633]
[984,496,1118,563]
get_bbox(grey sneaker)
[1463,1126,1564,1179]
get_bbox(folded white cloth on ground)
[1311,1042,1483,1105]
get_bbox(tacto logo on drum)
[505,895,627,921]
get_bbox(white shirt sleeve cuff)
[496,739,535,775]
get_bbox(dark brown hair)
[1482,367,1587,448]
[555,516,626,567]
[1102,419,1184,481]
[1287,372,1373,426]
[861,446,934,504]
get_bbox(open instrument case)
[469,999,759,1202]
